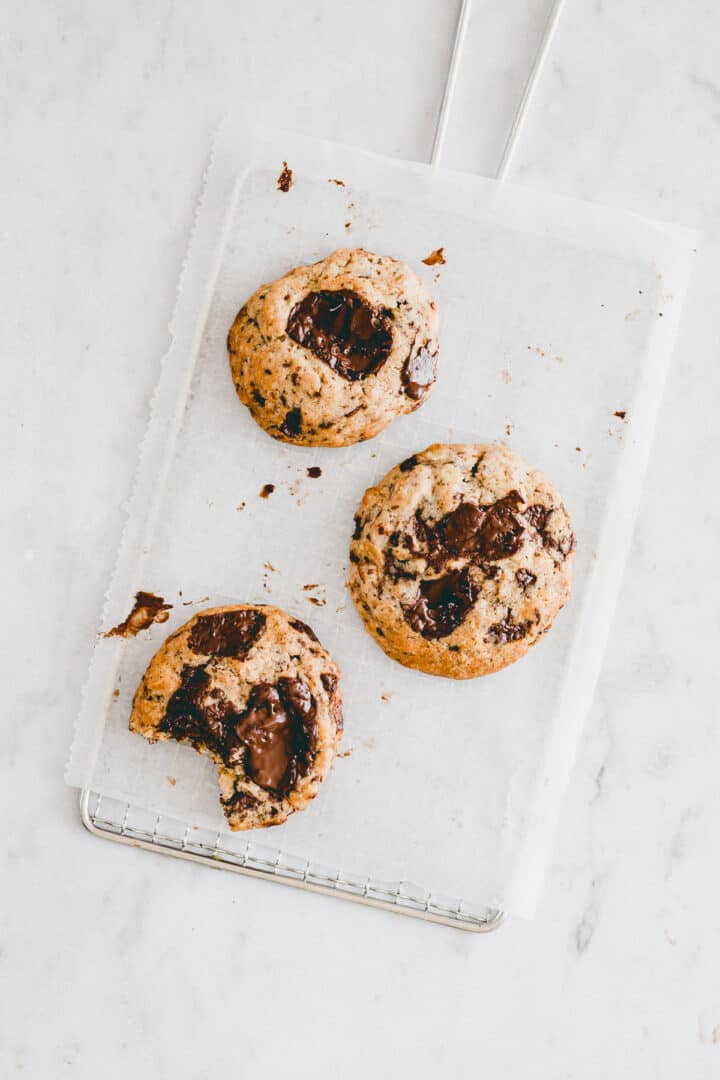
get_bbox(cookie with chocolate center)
[130,605,343,829]
[227,248,439,446]
[348,444,575,678]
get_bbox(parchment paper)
[67,119,696,916]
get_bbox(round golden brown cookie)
[130,605,343,829]
[227,248,439,447]
[348,444,575,679]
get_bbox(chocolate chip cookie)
[348,444,575,678]
[130,605,343,829]
[227,248,439,446]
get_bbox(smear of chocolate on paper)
[328,178,345,186]
[277,161,294,192]
[104,592,172,638]
[422,247,446,266]
[614,410,627,420]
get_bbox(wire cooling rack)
[80,0,565,931]
[81,791,505,931]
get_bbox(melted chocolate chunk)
[286,290,393,380]
[281,408,302,437]
[259,483,275,499]
[161,667,317,797]
[104,591,172,638]
[399,454,419,472]
[525,504,549,532]
[252,390,266,407]
[161,665,228,754]
[188,609,266,658]
[437,502,484,556]
[515,568,537,590]
[425,491,525,563]
[221,788,261,815]
[474,491,525,560]
[402,346,437,399]
[485,612,530,644]
[289,617,320,643]
[232,679,317,794]
[307,466,322,478]
[320,672,338,694]
[353,514,363,540]
[403,568,477,639]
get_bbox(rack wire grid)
[80,0,565,931]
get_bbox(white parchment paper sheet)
[67,120,696,916]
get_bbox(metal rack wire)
[81,791,505,931]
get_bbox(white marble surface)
[3,1,720,1075]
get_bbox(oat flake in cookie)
[348,444,575,679]
[227,248,439,447]
[130,605,343,829]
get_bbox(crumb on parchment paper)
[277,161,293,192]
[422,247,446,266]
[104,592,172,638]
[259,484,275,499]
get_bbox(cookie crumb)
[259,484,275,499]
[166,776,177,786]
[264,561,276,573]
[613,410,627,420]
[500,368,511,384]
[277,161,293,192]
[380,692,392,703]
[338,750,353,758]
[112,688,120,699]
[104,592,172,638]
[575,447,582,452]
[307,466,322,479]
[328,178,345,186]
[344,221,351,230]
[422,247,446,266]
[303,583,320,591]
[505,422,514,436]
[308,596,326,607]
[236,502,246,512]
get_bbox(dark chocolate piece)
[401,346,437,399]
[515,568,537,590]
[286,290,392,380]
[403,568,476,639]
[485,612,529,644]
[188,609,266,658]
[525,504,549,532]
[161,667,317,797]
[289,617,320,643]
[281,408,302,437]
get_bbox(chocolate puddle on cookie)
[409,490,526,569]
[403,568,477,639]
[286,289,393,380]
[160,666,317,796]
[188,610,266,658]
